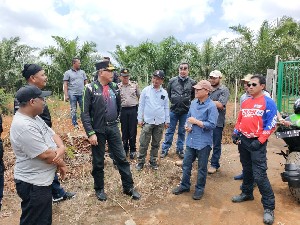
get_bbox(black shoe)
[172,186,190,195]
[135,163,144,171]
[96,189,107,201]
[192,189,204,200]
[263,209,274,225]
[149,161,158,170]
[160,151,168,158]
[130,152,136,160]
[232,193,254,203]
[53,192,76,203]
[123,188,141,200]
[234,172,243,180]
[176,151,184,159]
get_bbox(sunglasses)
[247,83,258,87]
[179,67,188,70]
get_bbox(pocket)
[15,180,31,201]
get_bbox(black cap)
[120,69,130,76]
[153,70,165,79]
[95,61,115,71]
[16,85,52,103]
[22,64,43,80]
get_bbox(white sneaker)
[208,166,218,174]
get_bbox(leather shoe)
[234,172,243,180]
[172,186,190,195]
[96,189,107,201]
[193,189,204,200]
[263,209,274,225]
[176,151,184,159]
[123,188,141,200]
[232,193,254,203]
[135,163,144,171]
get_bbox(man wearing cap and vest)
[81,61,141,201]
[207,70,230,174]
[118,69,140,160]
[161,63,196,159]
[63,57,87,129]
[172,80,218,200]
[136,70,170,171]
[14,64,75,203]
[10,85,67,225]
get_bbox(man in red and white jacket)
[231,74,277,225]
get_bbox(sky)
[1,0,300,58]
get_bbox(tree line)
[0,16,299,98]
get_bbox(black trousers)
[120,106,138,154]
[91,124,134,191]
[15,179,52,225]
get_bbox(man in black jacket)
[161,62,196,159]
[14,64,75,203]
[81,61,140,201]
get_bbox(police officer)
[118,69,140,159]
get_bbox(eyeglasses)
[247,83,258,87]
[179,67,188,70]
[195,88,203,92]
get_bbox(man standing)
[63,57,87,129]
[161,63,196,159]
[10,85,67,225]
[118,69,140,159]
[81,61,140,201]
[14,64,75,203]
[207,70,230,174]
[231,75,277,225]
[136,70,170,170]
[172,80,218,200]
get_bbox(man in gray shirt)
[10,85,67,225]
[207,70,230,174]
[63,57,87,129]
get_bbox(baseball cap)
[209,70,222,78]
[16,85,52,103]
[241,74,253,82]
[153,70,165,79]
[193,80,212,91]
[95,61,115,71]
[120,69,130,76]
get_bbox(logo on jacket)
[242,109,264,117]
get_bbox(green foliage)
[0,88,13,115]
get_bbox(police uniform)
[118,69,140,159]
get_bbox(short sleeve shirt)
[118,81,140,107]
[63,69,87,95]
[10,112,57,186]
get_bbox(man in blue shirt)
[172,80,218,200]
[136,70,170,170]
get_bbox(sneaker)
[96,189,107,201]
[208,166,218,174]
[74,124,80,130]
[175,160,183,167]
[234,172,243,180]
[193,189,204,200]
[53,192,76,203]
[135,163,144,171]
[123,188,141,200]
[176,151,184,159]
[232,193,254,203]
[130,152,136,160]
[160,151,168,158]
[172,186,190,195]
[149,161,158,170]
[263,209,274,225]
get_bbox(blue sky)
[1,0,300,58]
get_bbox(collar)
[151,84,162,91]
[71,68,80,72]
[197,97,209,105]
[211,84,223,92]
[178,75,188,81]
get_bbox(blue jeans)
[69,95,83,126]
[210,127,223,169]
[51,174,65,198]
[180,146,211,193]
[239,135,275,210]
[162,112,187,153]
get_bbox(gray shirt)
[63,68,87,95]
[209,84,230,127]
[10,111,57,186]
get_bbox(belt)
[106,119,119,126]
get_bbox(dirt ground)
[0,101,299,225]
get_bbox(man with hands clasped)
[172,80,218,200]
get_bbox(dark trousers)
[239,135,275,210]
[91,124,134,191]
[210,127,224,169]
[15,179,52,225]
[51,174,65,198]
[120,106,138,154]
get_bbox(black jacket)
[81,81,121,137]
[167,76,196,115]
[14,98,52,128]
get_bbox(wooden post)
[266,69,274,93]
